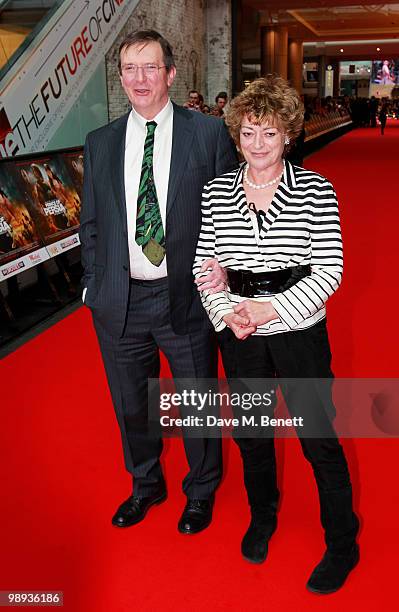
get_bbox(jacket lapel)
[108,112,130,235]
[166,103,195,217]
[258,160,294,239]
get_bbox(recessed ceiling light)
[340,48,344,52]
[377,47,381,51]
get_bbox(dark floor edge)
[0,300,83,360]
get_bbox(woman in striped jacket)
[193,76,359,594]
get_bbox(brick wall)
[206,0,232,106]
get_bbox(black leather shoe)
[112,490,167,528]
[241,518,277,564]
[306,544,359,594]
[178,498,214,534]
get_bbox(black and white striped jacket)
[193,160,343,335]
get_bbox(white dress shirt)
[82,100,173,302]
[125,99,173,279]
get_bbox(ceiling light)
[340,48,344,53]
[377,47,381,51]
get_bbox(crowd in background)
[303,94,352,120]
[348,96,399,128]
[183,88,399,128]
[303,93,399,128]
[183,89,229,117]
[183,88,397,142]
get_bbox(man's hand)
[223,312,257,340]
[195,258,227,293]
[233,300,279,327]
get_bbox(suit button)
[123,265,128,271]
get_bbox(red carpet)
[1,121,398,611]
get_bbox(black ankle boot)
[318,486,359,554]
[307,485,360,593]
[241,469,279,564]
[241,516,277,563]
[306,544,359,594]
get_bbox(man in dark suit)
[80,30,238,534]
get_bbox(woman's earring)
[284,136,290,145]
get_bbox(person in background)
[210,91,228,117]
[198,93,205,112]
[215,91,228,113]
[379,100,388,135]
[183,89,201,111]
[369,96,378,128]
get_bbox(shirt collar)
[130,98,173,131]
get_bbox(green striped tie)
[135,121,165,266]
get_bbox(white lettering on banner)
[60,235,79,250]
[28,252,43,263]
[0,247,50,279]
[44,233,80,259]
[43,200,67,216]
[1,261,25,276]
[0,0,140,158]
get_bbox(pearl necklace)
[243,165,283,190]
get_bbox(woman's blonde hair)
[225,75,304,149]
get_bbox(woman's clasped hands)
[223,300,279,340]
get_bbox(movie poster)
[0,147,83,279]
[60,150,84,199]
[371,59,399,85]
[0,161,48,279]
[13,154,82,258]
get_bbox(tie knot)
[146,121,157,134]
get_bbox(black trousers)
[93,278,221,499]
[218,319,359,552]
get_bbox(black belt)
[226,265,311,297]
[130,277,168,287]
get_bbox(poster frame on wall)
[0,144,83,281]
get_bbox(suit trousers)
[93,277,221,498]
[218,319,359,552]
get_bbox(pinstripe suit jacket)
[79,103,238,337]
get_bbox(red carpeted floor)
[1,121,398,611]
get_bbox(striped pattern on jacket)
[193,160,343,335]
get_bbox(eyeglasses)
[121,64,167,76]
